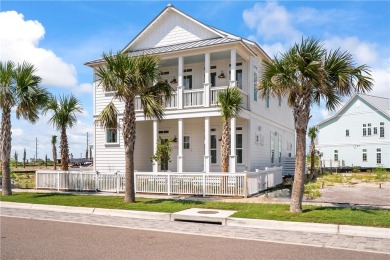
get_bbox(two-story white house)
[317,94,390,169]
[86,4,295,174]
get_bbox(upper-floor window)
[363,124,367,136]
[183,75,192,90]
[210,72,217,87]
[374,127,378,135]
[367,123,372,136]
[253,72,258,102]
[380,122,385,137]
[334,150,339,161]
[346,129,350,137]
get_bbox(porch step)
[282,157,295,176]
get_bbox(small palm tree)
[217,86,242,172]
[1,61,49,196]
[308,126,319,176]
[95,52,172,203]
[259,37,373,213]
[51,135,57,170]
[43,95,83,171]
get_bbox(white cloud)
[0,11,77,88]
[243,1,301,43]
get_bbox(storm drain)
[171,208,236,226]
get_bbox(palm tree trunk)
[221,119,230,172]
[1,107,13,196]
[53,144,57,170]
[123,98,136,203]
[310,140,315,176]
[60,126,69,171]
[290,96,310,213]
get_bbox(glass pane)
[211,135,216,149]
[236,149,242,163]
[236,70,242,89]
[236,134,242,148]
[211,150,217,164]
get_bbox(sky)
[1,0,389,161]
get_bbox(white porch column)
[153,120,158,173]
[204,52,210,107]
[177,57,184,109]
[177,118,183,172]
[229,117,236,173]
[204,117,210,173]
[230,49,237,87]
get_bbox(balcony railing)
[134,86,248,111]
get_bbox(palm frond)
[218,86,243,121]
[95,102,118,129]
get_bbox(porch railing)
[183,89,204,107]
[135,93,177,111]
[36,167,283,197]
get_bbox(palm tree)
[258,37,373,213]
[43,95,83,171]
[95,52,172,203]
[23,148,26,169]
[51,135,57,170]
[1,61,49,196]
[217,86,242,172]
[308,126,319,177]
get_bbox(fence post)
[202,173,206,197]
[57,171,60,191]
[95,171,99,191]
[79,172,83,191]
[35,171,38,189]
[116,171,120,193]
[244,174,248,198]
[167,172,171,195]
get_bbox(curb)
[1,201,389,239]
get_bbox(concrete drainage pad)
[171,208,236,225]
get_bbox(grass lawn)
[1,192,389,227]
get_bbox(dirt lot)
[311,182,390,206]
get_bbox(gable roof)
[85,4,269,67]
[317,93,390,127]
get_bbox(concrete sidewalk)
[1,201,389,239]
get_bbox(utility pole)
[35,137,38,162]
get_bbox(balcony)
[135,86,249,112]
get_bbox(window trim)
[183,135,191,150]
[105,128,119,146]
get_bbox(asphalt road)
[1,216,387,260]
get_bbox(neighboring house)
[85,4,295,174]
[317,94,390,169]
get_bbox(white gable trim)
[122,4,225,53]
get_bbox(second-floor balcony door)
[184,75,192,90]
[229,69,242,89]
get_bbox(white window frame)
[362,149,367,162]
[183,135,191,150]
[105,128,119,146]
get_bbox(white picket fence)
[35,167,283,197]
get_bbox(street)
[1,216,388,260]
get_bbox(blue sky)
[1,1,389,160]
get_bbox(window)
[183,136,190,149]
[106,129,118,143]
[210,72,217,87]
[380,122,385,137]
[377,148,382,164]
[210,135,217,164]
[346,129,350,137]
[363,124,367,136]
[270,135,275,163]
[362,149,367,162]
[368,123,372,136]
[266,93,270,108]
[236,133,243,163]
[334,150,338,161]
[374,127,378,135]
[278,97,282,107]
[253,72,258,101]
